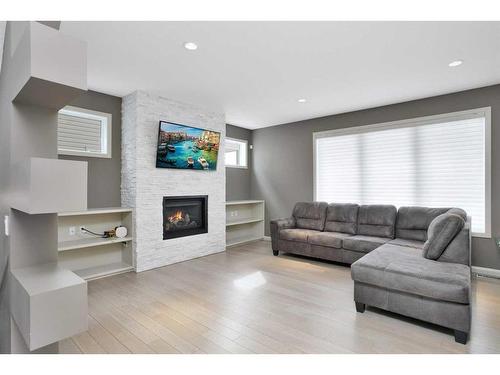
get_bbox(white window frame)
[57,105,112,159]
[225,137,248,169]
[313,107,491,238]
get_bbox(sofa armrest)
[270,217,296,251]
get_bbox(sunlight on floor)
[233,271,267,291]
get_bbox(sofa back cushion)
[423,213,465,260]
[324,203,359,234]
[438,217,471,266]
[292,202,328,231]
[357,205,397,238]
[396,207,450,241]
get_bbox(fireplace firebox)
[163,195,208,239]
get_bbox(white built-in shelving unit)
[57,208,134,280]
[6,22,89,353]
[226,200,265,247]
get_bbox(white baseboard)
[472,266,500,279]
[263,236,271,241]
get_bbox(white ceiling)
[60,21,500,129]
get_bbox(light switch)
[4,215,9,236]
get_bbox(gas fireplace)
[163,195,208,239]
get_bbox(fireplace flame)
[168,210,184,223]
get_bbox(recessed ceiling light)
[184,42,198,51]
[298,98,307,103]
[448,60,463,67]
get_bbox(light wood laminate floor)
[60,240,500,354]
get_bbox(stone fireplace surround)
[121,91,226,272]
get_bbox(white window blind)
[314,108,490,236]
[57,106,112,158]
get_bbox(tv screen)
[156,121,220,170]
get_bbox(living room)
[1,0,500,373]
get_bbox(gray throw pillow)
[423,213,465,260]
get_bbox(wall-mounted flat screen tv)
[156,121,220,170]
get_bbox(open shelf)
[57,207,134,279]
[226,235,264,247]
[73,261,134,281]
[225,200,265,206]
[226,200,265,247]
[226,218,264,227]
[58,236,133,252]
[59,207,133,217]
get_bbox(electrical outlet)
[69,226,76,236]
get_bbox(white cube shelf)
[10,263,88,351]
[10,157,88,214]
[12,22,87,109]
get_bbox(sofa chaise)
[270,202,471,343]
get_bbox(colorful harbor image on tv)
[156,121,220,170]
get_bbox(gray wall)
[59,90,122,208]
[226,124,252,201]
[251,84,500,270]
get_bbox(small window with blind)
[57,106,112,158]
[313,107,491,237]
[225,137,248,168]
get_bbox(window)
[57,106,112,158]
[225,137,248,168]
[314,108,491,237]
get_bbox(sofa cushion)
[438,219,471,266]
[388,238,425,249]
[396,206,451,241]
[308,231,352,249]
[343,235,390,253]
[351,244,470,304]
[280,228,319,243]
[423,213,465,260]
[324,203,359,234]
[357,205,397,238]
[292,202,328,231]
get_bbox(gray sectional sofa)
[270,202,471,344]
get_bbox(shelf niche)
[57,208,134,280]
[225,200,265,247]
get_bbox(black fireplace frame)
[162,195,208,240]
